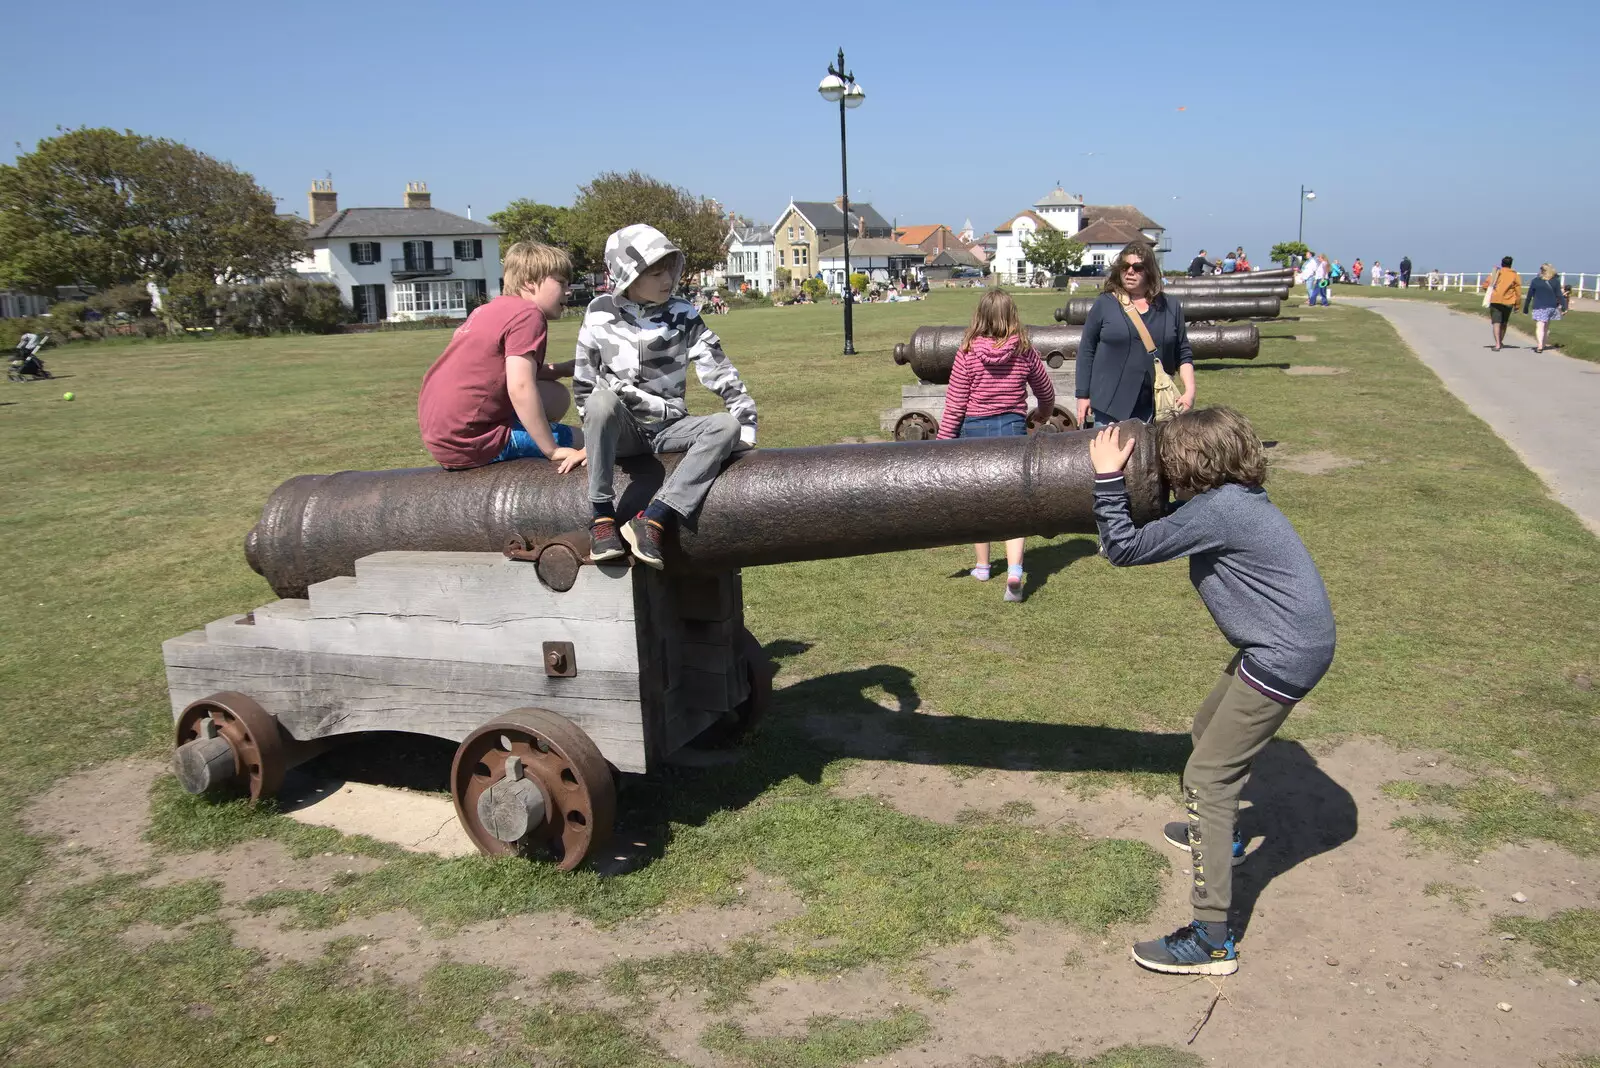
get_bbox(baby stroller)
[8,333,53,381]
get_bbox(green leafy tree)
[800,278,827,302]
[1020,229,1086,279]
[0,128,303,290]
[564,171,727,278]
[849,272,869,295]
[1270,241,1310,267]
[488,200,586,268]
[774,266,792,291]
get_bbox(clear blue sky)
[4,0,1596,273]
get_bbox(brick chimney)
[404,182,432,210]
[856,214,866,240]
[308,179,337,224]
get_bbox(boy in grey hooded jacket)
[574,224,758,567]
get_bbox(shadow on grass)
[1196,362,1293,371]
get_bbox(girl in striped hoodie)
[936,289,1055,602]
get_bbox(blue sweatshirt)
[1093,475,1336,701]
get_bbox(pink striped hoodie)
[936,334,1055,439]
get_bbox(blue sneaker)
[1132,921,1238,976]
[1162,821,1246,865]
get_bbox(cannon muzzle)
[247,429,1167,599]
[895,324,1259,382]
[1055,296,1281,324]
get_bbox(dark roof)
[1071,218,1150,246]
[926,247,982,268]
[789,200,894,233]
[1083,204,1162,231]
[305,207,501,240]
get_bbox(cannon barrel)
[1162,282,1291,299]
[892,323,1259,382]
[1054,296,1280,324]
[1191,267,1296,282]
[246,429,1167,599]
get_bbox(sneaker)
[1004,574,1025,602]
[1162,821,1246,865]
[971,566,991,582]
[589,517,626,562]
[1132,921,1238,976]
[621,513,666,570]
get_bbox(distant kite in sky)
[1177,106,1187,111]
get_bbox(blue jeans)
[959,412,1027,438]
[493,419,575,462]
[1092,388,1155,427]
[1306,282,1329,306]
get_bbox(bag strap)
[1117,293,1158,354]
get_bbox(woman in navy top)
[1522,264,1568,353]
[1074,241,1195,427]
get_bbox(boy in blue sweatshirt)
[1089,407,1336,976]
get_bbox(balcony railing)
[391,257,453,277]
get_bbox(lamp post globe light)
[1298,185,1316,245]
[819,49,864,355]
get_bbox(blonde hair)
[961,288,1030,353]
[1158,406,1268,495]
[503,241,573,296]
[1102,241,1164,301]
[1539,263,1558,280]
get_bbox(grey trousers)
[1183,656,1294,924]
[584,385,741,519]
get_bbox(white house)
[818,238,924,294]
[292,181,503,323]
[992,188,1166,284]
[725,221,776,295]
[0,290,51,319]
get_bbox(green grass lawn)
[1,289,1597,1065]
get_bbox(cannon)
[165,430,1167,868]
[1193,267,1295,283]
[892,323,1260,383]
[1054,296,1280,325]
[1162,282,1291,300]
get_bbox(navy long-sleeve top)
[1523,276,1567,314]
[1075,291,1193,421]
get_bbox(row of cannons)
[882,268,1294,440]
[161,267,1293,872]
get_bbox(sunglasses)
[1121,261,1148,274]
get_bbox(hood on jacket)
[968,334,1023,368]
[604,224,684,303]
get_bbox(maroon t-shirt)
[417,296,547,469]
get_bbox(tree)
[488,200,585,268]
[1020,229,1086,279]
[1270,241,1310,267]
[564,171,727,278]
[0,128,303,290]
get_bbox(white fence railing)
[1417,272,1599,299]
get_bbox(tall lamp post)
[1298,185,1316,245]
[819,49,865,355]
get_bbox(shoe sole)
[1130,948,1238,976]
[1004,586,1024,602]
[1162,829,1247,866]
[590,545,627,563]
[620,523,665,570]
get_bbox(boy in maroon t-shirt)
[417,242,586,471]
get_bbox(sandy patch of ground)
[1273,450,1365,475]
[10,740,1600,1065]
[1282,364,1346,375]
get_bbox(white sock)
[972,565,991,581]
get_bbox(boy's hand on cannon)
[1089,426,1136,475]
[551,447,587,474]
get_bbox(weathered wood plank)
[162,632,647,772]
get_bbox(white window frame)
[394,279,467,315]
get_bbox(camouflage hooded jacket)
[573,224,757,434]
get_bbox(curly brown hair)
[1158,406,1268,495]
[1101,240,1164,301]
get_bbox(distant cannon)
[892,323,1260,382]
[1162,283,1292,300]
[1055,296,1280,325]
[168,429,1167,867]
[1191,267,1296,283]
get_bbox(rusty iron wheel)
[1027,404,1077,434]
[173,691,288,801]
[450,708,615,870]
[894,411,940,441]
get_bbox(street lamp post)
[1298,185,1317,245]
[819,48,865,355]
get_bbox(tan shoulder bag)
[1117,293,1183,422]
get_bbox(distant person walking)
[1189,250,1212,277]
[1523,263,1568,353]
[1399,256,1412,288]
[1369,260,1383,286]
[1483,256,1523,351]
[1298,253,1329,307]
[1351,258,1364,283]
